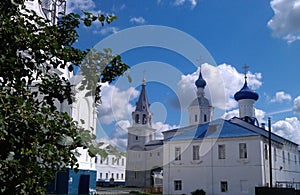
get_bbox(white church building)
[126,68,300,195]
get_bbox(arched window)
[135,114,140,124]
[142,114,147,124]
[204,114,207,122]
[195,115,198,122]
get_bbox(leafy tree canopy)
[0,0,129,194]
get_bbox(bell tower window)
[204,114,207,122]
[142,114,147,124]
[135,114,140,124]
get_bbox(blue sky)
[68,0,300,150]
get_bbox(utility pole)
[268,117,273,188]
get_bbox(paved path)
[96,187,143,195]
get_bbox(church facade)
[126,69,300,195]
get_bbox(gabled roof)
[164,119,258,141]
[145,140,164,146]
[163,118,299,147]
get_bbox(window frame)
[174,180,182,191]
[239,143,247,159]
[193,145,200,160]
[175,147,181,161]
[218,144,226,159]
[221,181,228,192]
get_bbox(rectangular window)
[218,144,226,159]
[136,136,138,140]
[112,157,115,165]
[150,152,152,157]
[195,115,198,122]
[283,151,285,163]
[193,145,200,160]
[117,159,119,165]
[122,158,124,166]
[157,152,160,156]
[221,181,228,192]
[175,147,181,161]
[100,157,103,164]
[121,173,124,179]
[106,158,109,165]
[117,173,119,179]
[239,143,247,159]
[111,173,114,179]
[264,145,268,160]
[274,148,277,162]
[105,173,108,179]
[288,152,290,164]
[100,173,102,179]
[174,180,182,191]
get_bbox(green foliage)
[191,189,206,195]
[0,0,129,194]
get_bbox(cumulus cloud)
[98,120,178,150]
[175,63,262,111]
[270,91,292,103]
[129,17,146,24]
[174,0,197,9]
[97,120,130,151]
[268,0,300,43]
[293,96,300,113]
[93,27,119,35]
[98,82,139,124]
[153,122,179,139]
[272,117,300,145]
[66,0,96,13]
[222,108,266,124]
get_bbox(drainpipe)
[268,117,272,188]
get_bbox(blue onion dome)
[234,80,259,101]
[195,71,206,88]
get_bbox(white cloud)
[293,96,300,113]
[98,83,139,124]
[270,91,292,103]
[176,63,262,111]
[268,0,300,43]
[273,117,300,145]
[98,120,178,150]
[130,17,146,24]
[153,122,179,139]
[93,27,119,35]
[222,108,266,124]
[66,0,96,13]
[174,0,197,9]
[97,120,130,151]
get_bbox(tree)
[0,0,129,194]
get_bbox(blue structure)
[47,168,96,195]
[234,80,259,101]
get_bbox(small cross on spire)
[142,70,146,85]
[242,64,249,79]
[196,57,204,67]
